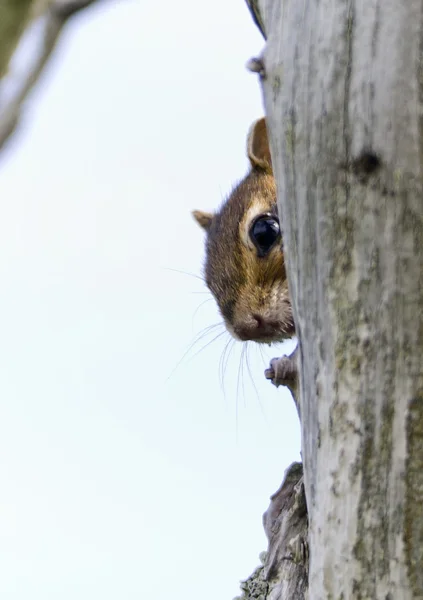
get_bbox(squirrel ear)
[192,210,214,231]
[247,117,272,173]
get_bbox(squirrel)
[192,118,298,392]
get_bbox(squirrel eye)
[249,215,280,256]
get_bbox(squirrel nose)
[252,314,266,328]
[234,313,279,342]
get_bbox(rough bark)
[247,0,423,598]
[234,463,308,600]
[0,0,102,152]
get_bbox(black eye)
[249,215,281,256]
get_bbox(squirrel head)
[192,118,294,344]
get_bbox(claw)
[265,354,297,387]
[264,345,300,417]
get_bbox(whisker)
[237,342,247,408]
[192,297,214,324]
[246,344,267,423]
[218,336,234,406]
[191,321,223,341]
[221,338,236,391]
[235,345,246,445]
[167,323,225,380]
[235,344,248,442]
[219,337,232,390]
[186,330,227,362]
[241,344,247,409]
[189,323,225,353]
[164,267,204,282]
[184,323,223,355]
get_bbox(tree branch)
[0,0,35,79]
[0,0,103,152]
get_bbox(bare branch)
[0,0,103,152]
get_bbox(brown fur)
[192,118,294,344]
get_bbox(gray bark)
[0,0,102,152]
[234,463,308,600]
[246,0,423,598]
[262,463,308,600]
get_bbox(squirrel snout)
[234,313,282,343]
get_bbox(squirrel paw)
[265,354,297,388]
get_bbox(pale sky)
[0,2,300,598]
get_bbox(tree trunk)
[245,0,423,597]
